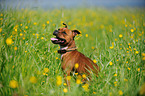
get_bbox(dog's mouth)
[51,37,66,44]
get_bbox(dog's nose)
[53,30,58,36]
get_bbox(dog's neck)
[59,40,77,59]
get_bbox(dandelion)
[76,79,81,84]
[6,38,13,45]
[91,46,95,49]
[93,59,97,63]
[136,51,139,54]
[66,76,71,81]
[41,37,44,39]
[26,43,28,45]
[14,47,18,51]
[118,90,123,95]
[25,51,27,53]
[142,53,145,56]
[125,24,128,27]
[75,73,78,75]
[0,28,2,32]
[82,84,89,91]
[124,79,128,81]
[119,34,123,38]
[20,33,23,36]
[109,46,113,49]
[109,62,113,65]
[131,29,134,32]
[44,68,49,73]
[63,83,67,86]
[137,68,140,72]
[20,24,22,26]
[34,22,37,25]
[25,26,28,29]
[56,76,62,86]
[128,67,131,70]
[142,57,145,61]
[56,57,58,60]
[82,74,86,79]
[9,80,18,88]
[114,81,117,86]
[75,63,79,69]
[63,88,68,93]
[46,21,49,24]
[114,74,117,76]
[30,76,37,83]
[93,92,96,94]
[85,34,88,37]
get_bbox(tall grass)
[0,7,145,96]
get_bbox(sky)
[0,0,145,9]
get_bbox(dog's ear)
[72,30,81,37]
[63,23,68,28]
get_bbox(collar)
[58,47,77,54]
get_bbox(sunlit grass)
[0,7,145,96]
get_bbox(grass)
[0,7,145,96]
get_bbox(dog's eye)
[62,31,67,35]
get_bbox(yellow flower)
[119,34,123,38]
[131,29,134,32]
[25,26,28,29]
[137,68,140,72]
[63,83,67,86]
[109,46,113,49]
[82,84,89,91]
[6,38,13,45]
[26,43,28,45]
[75,73,78,75]
[46,21,49,24]
[142,53,145,56]
[125,24,128,27]
[44,68,49,73]
[91,46,95,49]
[34,22,37,25]
[142,57,145,61]
[56,76,62,86]
[93,92,96,94]
[109,62,113,65]
[63,88,68,93]
[118,90,123,95]
[25,51,27,53]
[75,63,79,69]
[114,74,117,76]
[56,57,58,60]
[9,80,18,88]
[124,79,128,81]
[14,47,18,51]
[30,76,37,83]
[93,59,97,63]
[128,67,131,70]
[42,24,46,27]
[85,34,88,37]
[82,74,86,79]
[20,33,23,36]
[41,37,44,39]
[136,51,139,54]
[76,79,81,84]
[0,28,2,32]
[66,76,71,81]
[20,24,22,26]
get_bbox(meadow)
[0,7,145,96]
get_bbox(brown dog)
[51,23,99,85]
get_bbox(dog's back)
[61,50,99,75]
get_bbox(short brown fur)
[51,23,99,87]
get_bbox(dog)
[51,23,99,86]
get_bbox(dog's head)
[51,23,80,46]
